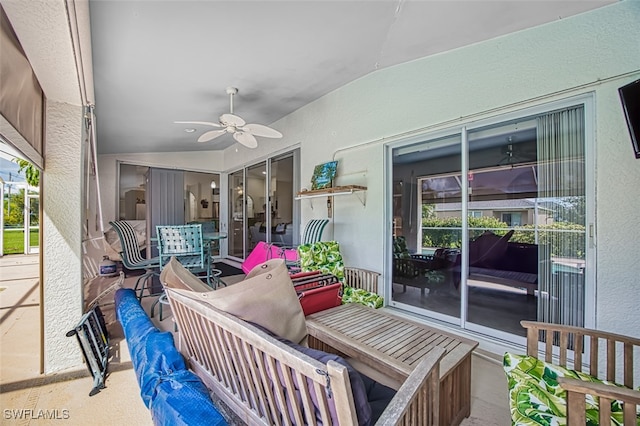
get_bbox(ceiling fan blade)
[243,123,283,138]
[220,113,245,127]
[197,129,226,142]
[233,131,258,149]
[174,121,222,127]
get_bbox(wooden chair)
[521,320,640,425]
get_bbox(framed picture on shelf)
[311,161,338,190]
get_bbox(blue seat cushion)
[251,322,396,425]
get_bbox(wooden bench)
[521,321,640,425]
[165,287,445,425]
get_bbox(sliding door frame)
[385,93,596,342]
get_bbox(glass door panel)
[464,106,586,336]
[391,133,462,323]
[246,162,266,250]
[271,155,294,247]
[466,121,540,335]
[26,192,39,254]
[388,103,588,341]
[228,170,245,258]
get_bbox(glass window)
[389,103,588,340]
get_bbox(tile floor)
[0,254,511,425]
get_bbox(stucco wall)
[42,101,84,372]
[223,2,640,338]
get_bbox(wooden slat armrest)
[559,377,640,426]
[344,267,380,293]
[559,377,640,403]
[375,347,445,426]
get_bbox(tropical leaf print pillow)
[298,241,345,281]
[503,352,636,426]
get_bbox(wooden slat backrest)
[521,320,640,388]
[166,287,357,425]
[166,287,444,425]
[344,267,380,293]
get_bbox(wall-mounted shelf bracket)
[295,185,367,208]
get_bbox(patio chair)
[108,220,160,301]
[301,218,329,244]
[153,224,223,320]
[282,219,329,272]
[156,224,220,287]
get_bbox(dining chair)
[152,224,224,321]
[109,220,161,301]
[156,224,220,288]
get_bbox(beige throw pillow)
[160,256,213,293]
[174,258,308,345]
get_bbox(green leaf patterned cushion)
[342,286,384,309]
[503,352,636,426]
[298,241,345,281]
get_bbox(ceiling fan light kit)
[175,87,283,149]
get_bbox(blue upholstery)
[114,288,226,426]
[109,220,160,301]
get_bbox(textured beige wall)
[42,101,84,373]
[224,2,640,340]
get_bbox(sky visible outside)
[1,141,28,193]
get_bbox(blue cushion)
[360,373,397,423]
[250,321,399,425]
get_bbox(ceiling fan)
[176,87,283,149]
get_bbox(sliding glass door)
[389,99,591,340]
[227,151,298,261]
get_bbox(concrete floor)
[0,254,511,425]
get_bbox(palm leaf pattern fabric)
[503,352,638,426]
[298,241,384,309]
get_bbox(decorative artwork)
[311,161,338,190]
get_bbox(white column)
[42,101,84,373]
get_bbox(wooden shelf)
[295,185,367,198]
[295,185,367,207]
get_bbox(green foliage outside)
[14,158,40,187]
[2,229,39,254]
[421,216,586,259]
[4,188,25,227]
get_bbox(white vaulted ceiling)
[86,0,615,154]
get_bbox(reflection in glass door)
[227,151,298,261]
[246,162,266,250]
[271,155,295,246]
[391,133,463,325]
[228,170,245,258]
[390,102,589,340]
[25,192,39,254]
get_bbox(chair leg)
[150,293,169,322]
[134,271,160,301]
[208,269,223,289]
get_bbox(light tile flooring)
[0,254,510,425]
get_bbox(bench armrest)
[559,377,640,426]
[375,347,445,425]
